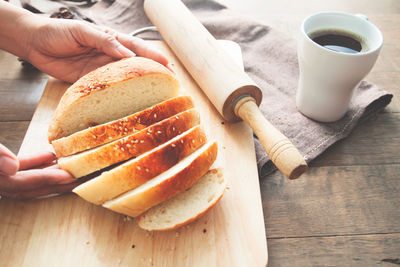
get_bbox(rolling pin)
[144,0,308,179]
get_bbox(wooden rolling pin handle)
[234,96,308,179]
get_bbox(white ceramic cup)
[296,12,383,122]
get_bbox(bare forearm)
[0,1,39,59]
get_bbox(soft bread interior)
[73,125,207,205]
[51,95,194,157]
[58,108,200,178]
[138,168,226,231]
[103,140,217,217]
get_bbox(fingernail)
[117,45,136,58]
[0,156,19,175]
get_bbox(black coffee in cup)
[309,29,365,54]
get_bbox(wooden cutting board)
[0,40,268,267]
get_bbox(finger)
[18,151,56,170]
[0,169,75,193]
[0,144,19,176]
[117,34,169,66]
[0,180,82,200]
[73,22,135,59]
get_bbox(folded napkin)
[31,0,393,178]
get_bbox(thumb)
[0,144,19,176]
[74,23,135,59]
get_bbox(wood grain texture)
[262,164,400,238]
[0,50,48,122]
[0,41,268,267]
[267,233,400,266]
[224,1,400,265]
[0,0,399,265]
[312,112,400,166]
[0,121,30,154]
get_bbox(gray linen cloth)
[29,0,393,178]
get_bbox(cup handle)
[354,14,368,20]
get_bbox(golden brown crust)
[52,96,194,157]
[59,109,200,178]
[103,141,218,217]
[48,57,177,142]
[73,125,207,204]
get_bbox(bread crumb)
[172,126,176,131]
[137,166,141,171]
[157,131,162,134]
[145,168,149,172]
[92,135,97,139]
[192,140,195,143]
[175,116,179,119]
[180,140,184,144]
[171,144,176,148]
[126,144,131,148]
[108,136,113,140]
[140,140,144,143]
[154,113,157,118]
[121,147,125,151]
[86,241,90,245]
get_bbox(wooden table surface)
[1,0,399,266]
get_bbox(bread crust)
[103,141,218,218]
[52,96,194,157]
[48,57,178,142]
[73,125,207,204]
[59,109,200,178]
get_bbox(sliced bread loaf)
[137,168,226,231]
[73,125,207,204]
[48,57,180,142]
[52,96,194,157]
[103,141,218,218]
[59,109,200,178]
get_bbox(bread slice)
[103,141,218,218]
[52,96,194,157]
[138,168,226,231]
[73,125,207,204]
[59,109,200,178]
[48,57,180,142]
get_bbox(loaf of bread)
[73,125,207,204]
[138,168,226,231]
[49,57,226,231]
[59,109,200,178]
[52,96,194,157]
[103,141,218,217]
[48,57,180,142]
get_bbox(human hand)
[22,17,169,83]
[0,143,79,200]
